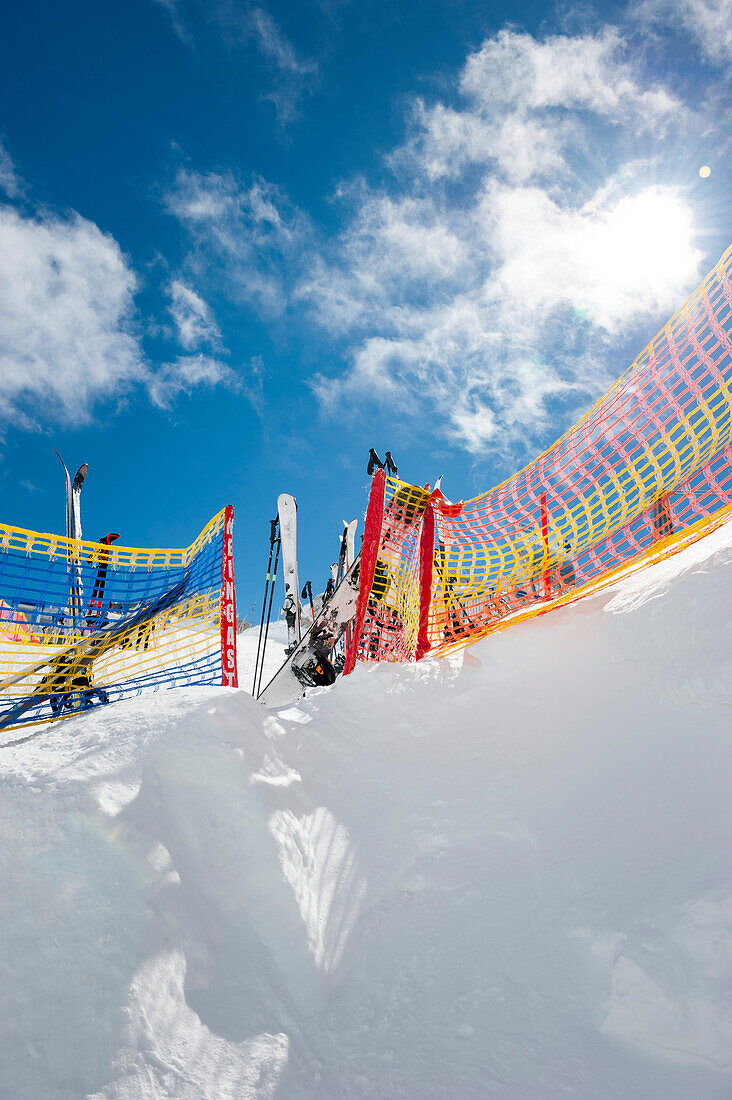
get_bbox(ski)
[54,452,88,637]
[344,519,358,570]
[258,553,361,708]
[53,451,87,540]
[88,533,120,629]
[333,519,358,665]
[277,493,301,653]
[70,463,89,635]
[335,525,348,585]
[71,462,88,540]
[54,451,73,540]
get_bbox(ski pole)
[367,448,383,476]
[384,451,398,475]
[301,580,315,624]
[252,528,274,695]
[336,528,348,585]
[252,518,279,695]
[255,534,281,699]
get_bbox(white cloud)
[154,1,318,124]
[459,29,677,117]
[250,8,317,76]
[397,100,575,185]
[485,184,701,331]
[299,190,474,334]
[402,30,679,186]
[249,8,319,123]
[301,30,701,454]
[0,141,21,199]
[313,295,578,454]
[0,205,144,428]
[152,0,192,46]
[637,0,732,66]
[167,279,221,350]
[166,168,310,317]
[0,147,236,431]
[148,353,236,406]
[168,28,705,458]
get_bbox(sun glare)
[600,190,697,293]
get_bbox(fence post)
[415,499,435,661]
[540,492,551,600]
[343,469,386,676]
[220,505,238,687]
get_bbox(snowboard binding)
[291,646,337,688]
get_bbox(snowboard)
[277,493,301,651]
[258,553,361,708]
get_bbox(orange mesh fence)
[349,244,732,665]
[349,473,432,667]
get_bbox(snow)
[237,618,291,698]
[1,522,731,1098]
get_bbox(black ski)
[54,451,89,636]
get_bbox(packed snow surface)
[1,526,731,1098]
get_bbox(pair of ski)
[277,495,357,648]
[256,495,359,707]
[54,452,88,637]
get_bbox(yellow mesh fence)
[352,245,732,664]
[0,508,232,735]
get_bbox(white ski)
[71,463,88,540]
[277,493,301,651]
[344,519,358,570]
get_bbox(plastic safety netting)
[347,244,732,667]
[0,507,237,733]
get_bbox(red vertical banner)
[343,469,386,676]
[540,492,551,600]
[220,505,238,687]
[415,500,435,661]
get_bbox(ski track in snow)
[0,529,731,1097]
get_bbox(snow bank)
[1,523,731,1098]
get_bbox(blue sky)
[0,0,730,617]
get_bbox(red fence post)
[540,492,551,600]
[415,500,435,661]
[343,469,386,676]
[220,505,238,687]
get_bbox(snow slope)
[1,522,731,1098]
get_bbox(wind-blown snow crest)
[0,522,730,1097]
